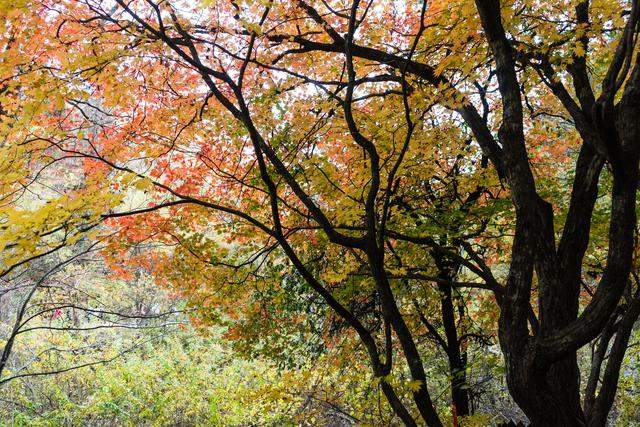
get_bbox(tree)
[2,0,640,425]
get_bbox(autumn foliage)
[2,0,640,425]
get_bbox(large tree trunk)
[474,0,640,423]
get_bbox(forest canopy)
[1,0,640,425]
